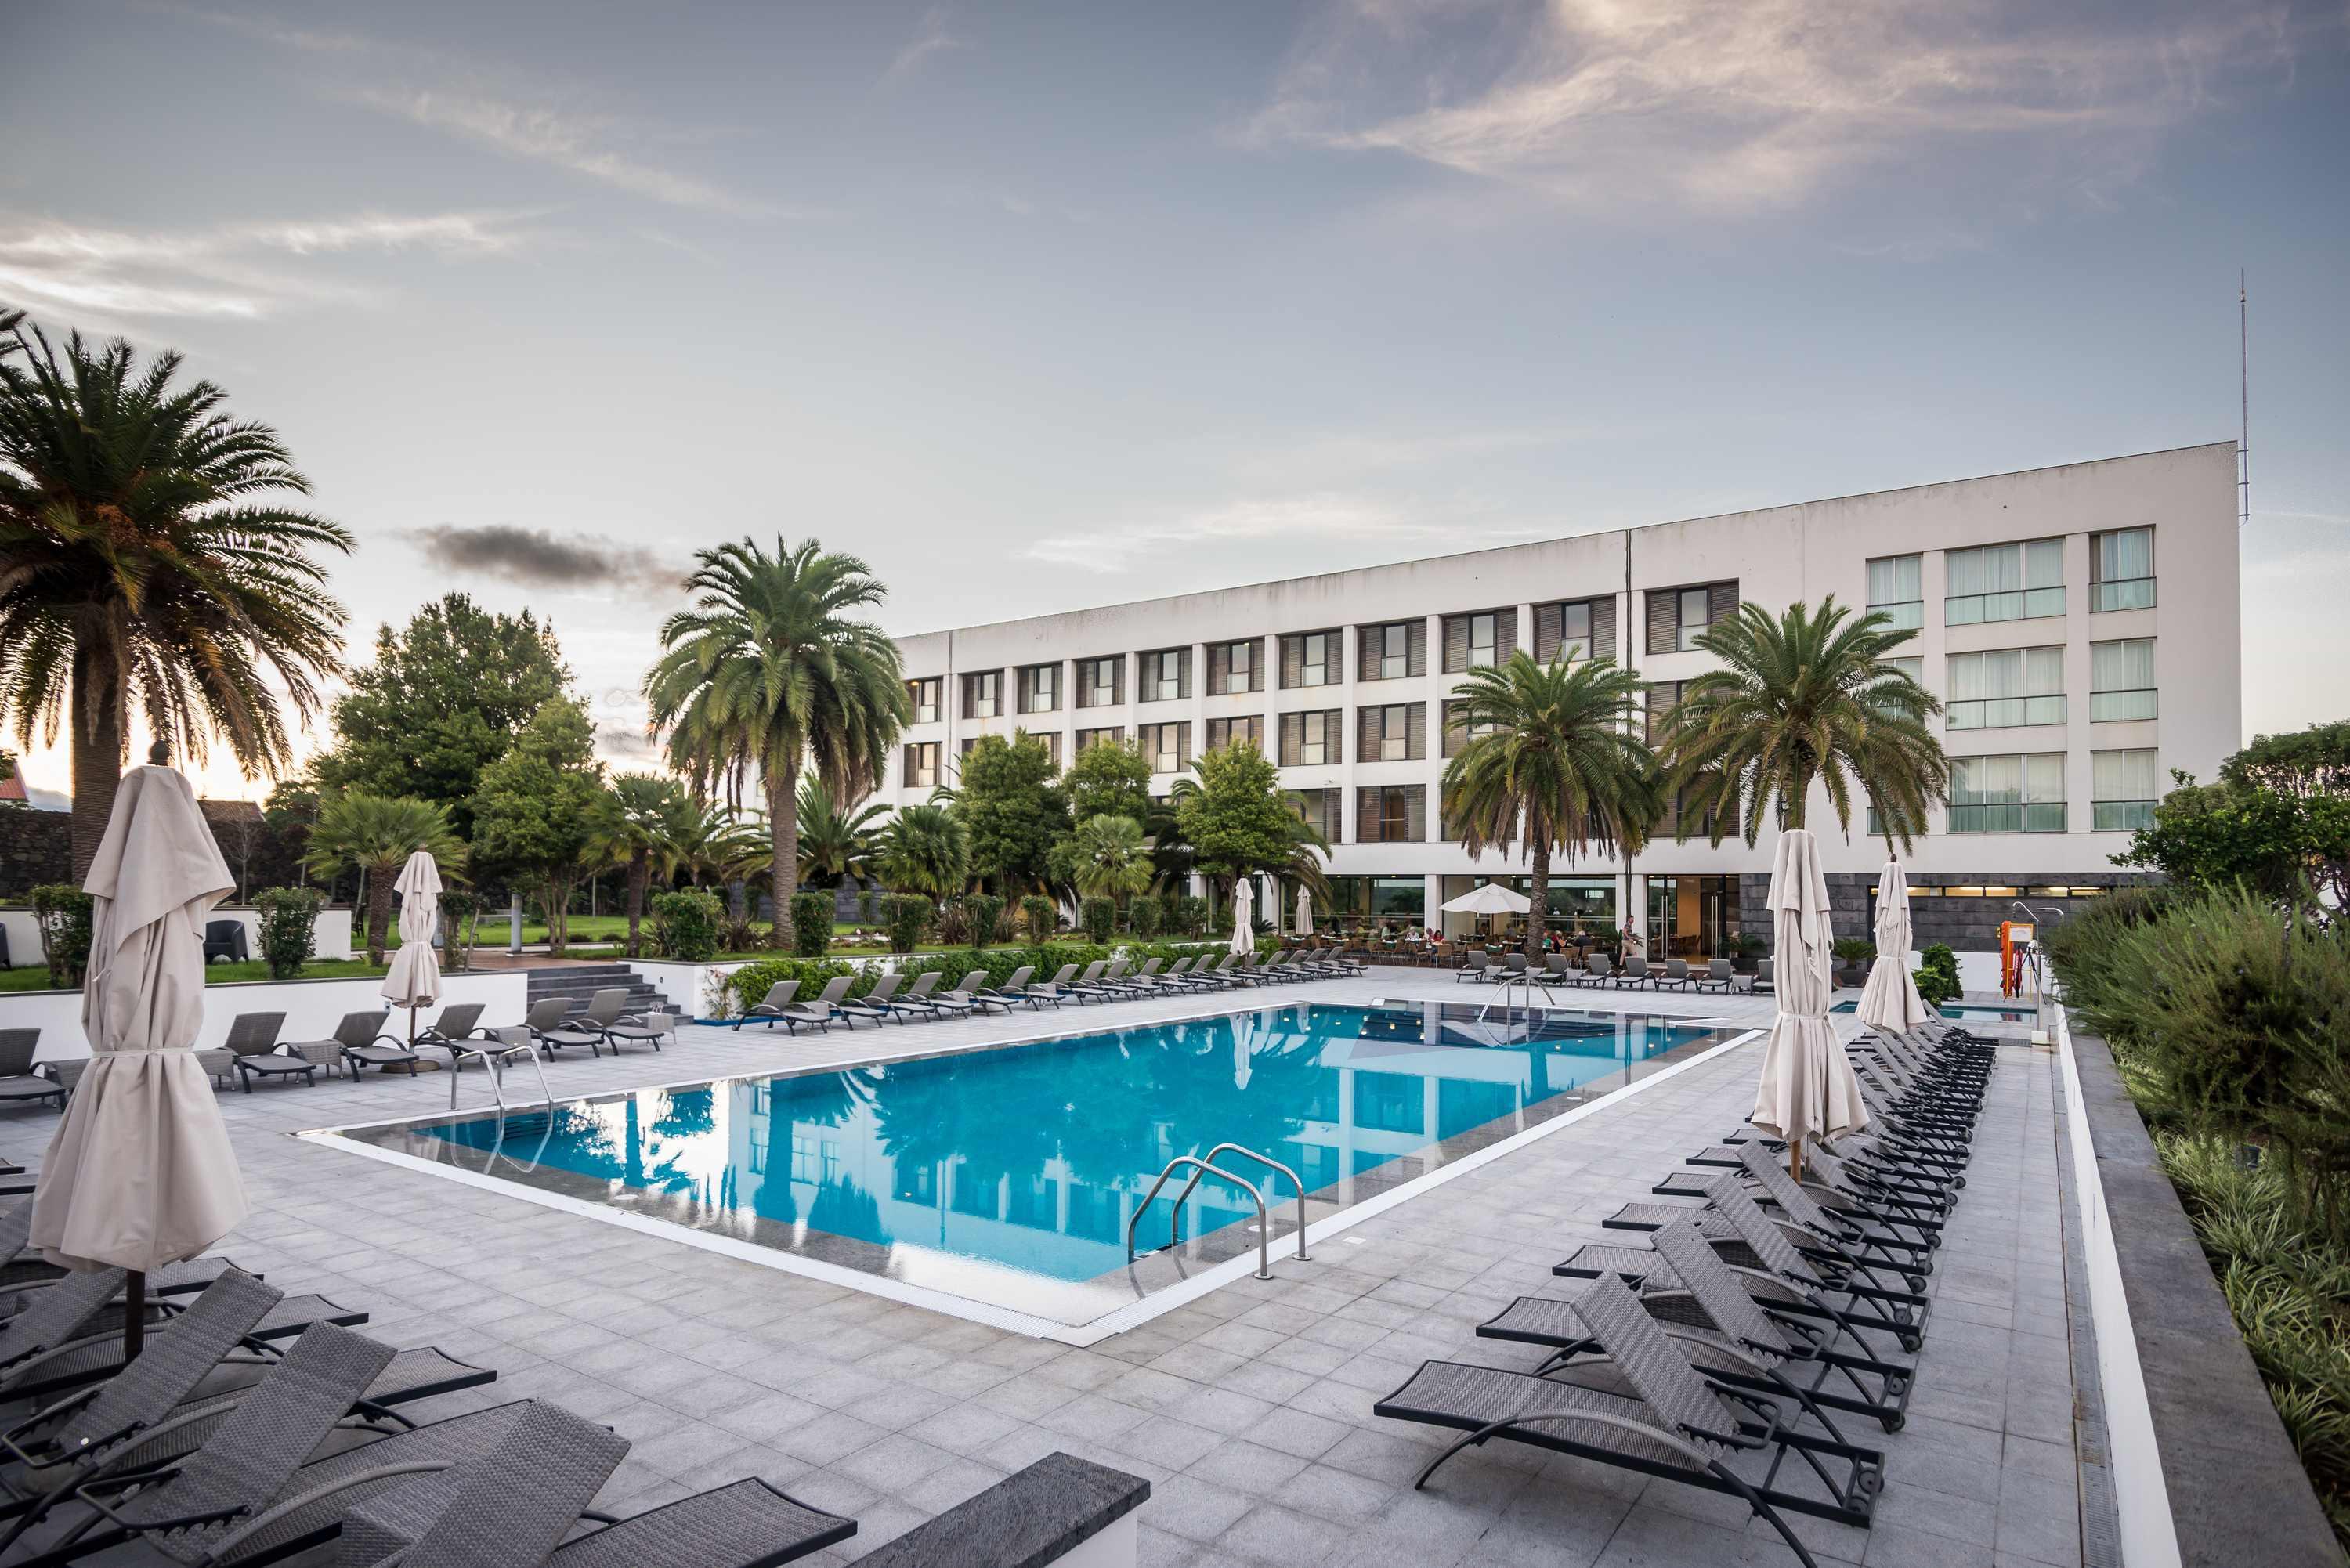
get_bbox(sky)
[3,0,2347,806]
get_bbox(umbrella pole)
[1789,1136,1803,1183]
[124,1271,145,1361]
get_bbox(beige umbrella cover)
[1295,884,1313,939]
[1749,829,1869,1171]
[32,766,248,1271]
[1228,877,1255,957]
[381,851,444,1037]
[1855,860,1932,1035]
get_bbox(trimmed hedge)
[787,892,833,959]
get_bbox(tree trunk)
[768,766,799,950]
[624,852,651,958]
[545,875,573,956]
[67,642,125,883]
[1525,842,1550,961]
[366,870,394,966]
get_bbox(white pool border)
[299,1003,1759,1346]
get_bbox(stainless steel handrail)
[1127,1157,1274,1281]
[1171,1143,1311,1264]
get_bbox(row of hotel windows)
[1645,638,2158,735]
[1864,527,2154,630]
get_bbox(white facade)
[880,444,2240,941]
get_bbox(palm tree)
[1442,650,1659,960]
[1655,597,1946,848]
[643,537,908,945]
[1066,813,1155,905]
[591,773,692,958]
[0,317,354,876]
[877,803,969,899]
[794,775,888,889]
[302,792,465,964]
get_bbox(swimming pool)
[320,1000,1734,1332]
[1831,999,2036,1022]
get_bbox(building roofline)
[895,440,2236,642]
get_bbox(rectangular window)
[1867,656,1925,717]
[907,677,941,725]
[902,742,940,789]
[962,670,1001,719]
[1279,709,1341,766]
[1206,638,1262,695]
[1443,609,1518,674]
[1358,620,1425,681]
[1075,656,1122,710]
[1036,731,1062,768]
[1076,726,1123,751]
[1441,699,1497,758]
[1005,1175,1058,1232]
[1289,788,1343,844]
[2092,528,2155,612]
[1282,630,1340,688]
[1017,663,1060,714]
[1949,753,2066,833]
[1534,596,1615,663]
[1356,784,1426,844]
[2091,639,2157,721]
[1141,647,1189,702]
[1353,1072,1426,1135]
[1138,721,1191,774]
[1358,702,1426,762]
[1947,647,2066,729]
[1867,555,1924,632]
[1946,538,2065,625]
[1644,680,1683,744]
[2093,749,2160,831]
[1645,581,1736,654]
[1205,714,1264,752]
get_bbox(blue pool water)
[1831,999,2034,1021]
[341,1001,1725,1324]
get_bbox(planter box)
[1,905,354,968]
[0,968,526,1064]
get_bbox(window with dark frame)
[1018,663,1060,714]
[907,677,942,724]
[1279,709,1341,766]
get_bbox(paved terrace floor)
[0,970,2081,1568]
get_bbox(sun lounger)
[218,1013,313,1093]
[315,1011,424,1078]
[834,974,904,1028]
[734,981,801,1030]
[537,988,633,1056]
[1027,965,1080,1007]
[414,1003,489,1055]
[277,1011,397,1079]
[776,976,855,1033]
[971,966,1036,1012]
[602,1006,677,1053]
[0,1031,66,1114]
[547,1476,855,1567]
[329,1400,629,1568]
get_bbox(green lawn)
[2,958,392,993]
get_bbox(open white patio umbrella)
[31,763,248,1356]
[1749,829,1868,1179]
[1229,877,1255,957]
[1855,860,1931,1036]
[1439,883,1532,916]
[1295,884,1313,939]
[381,850,444,1044]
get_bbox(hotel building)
[879,444,2241,956]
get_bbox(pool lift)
[2005,902,2063,1046]
[1129,1143,1311,1282]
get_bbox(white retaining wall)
[1,907,355,968]
[0,969,526,1064]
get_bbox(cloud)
[0,209,539,321]
[1249,0,2310,215]
[1024,493,1543,573]
[410,524,686,592]
[886,7,968,81]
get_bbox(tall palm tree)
[1442,650,1659,959]
[1655,598,1945,848]
[643,537,908,945]
[794,775,888,889]
[877,803,968,899]
[591,772,692,958]
[0,317,353,875]
[1066,813,1155,905]
[302,792,465,964]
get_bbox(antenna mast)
[2240,271,2251,528]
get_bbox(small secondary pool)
[324,1001,1730,1328]
[1831,999,2037,1022]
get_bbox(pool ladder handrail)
[1476,974,1564,1028]
[1126,1143,1311,1282]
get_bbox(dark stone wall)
[0,806,313,901]
[1737,869,2157,952]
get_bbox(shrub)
[725,956,868,1017]
[650,888,725,962]
[252,887,324,979]
[1079,897,1116,943]
[858,887,877,923]
[788,892,833,959]
[30,884,93,988]
[440,890,480,971]
[883,894,933,954]
[1831,937,1876,968]
[1173,895,1207,938]
[1127,898,1162,939]
[1913,943,1961,1007]
[1020,895,1057,944]
[965,894,1005,949]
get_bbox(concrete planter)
[1,905,355,969]
[0,967,526,1064]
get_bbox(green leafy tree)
[877,802,969,898]
[312,594,571,841]
[1059,738,1152,827]
[1019,893,1057,943]
[302,792,465,963]
[1065,813,1155,904]
[2121,723,2350,912]
[0,316,352,876]
[591,771,692,957]
[1176,742,1327,898]
[794,775,888,890]
[644,537,909,945]
[1657,597,1946,848]
[469,697,608,956]
[958,732,1069,894]
[1442,652,1657,959]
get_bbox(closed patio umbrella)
[31,764,248,1355]
[1749,829,1867,1179]
[381,851,444,1044]
[1855,860,1931,1036]
[1295,884,1313,939]
[1229,877,1255,957]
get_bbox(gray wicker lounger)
[551,1477,855,1567]
[330,1400,629,1567]
[733,981,801,1030]
[2,1287,368,1404]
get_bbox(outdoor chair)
[1063,960,1113,1000]
[776,977,855,1033]
[1694,959,1737,994]
[1454,948,1490,984]
[1652,958,1694,992]
[911,970,987,1019]
[1573,953,1614,988]
[602,1006,677,1053]
[734,980,801,1030]
[331,1400,630,1568]
[415,1003,490,1054]
[221,1013,314,1093]
[201,920,248,965]
[0,1030,65,1114]
[537,988,632,1056]
[1754,959,1775,995]
[279,1010,400,1079]
[1027,964,1080,1006]
[835,974,904,1027]
[542,1477,855,1566]
[971,966,1036,1012]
